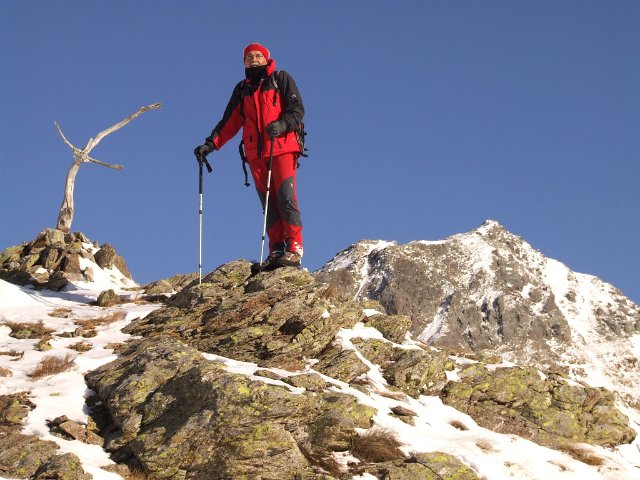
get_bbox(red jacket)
[208,59,305,161]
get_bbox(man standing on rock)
[194,42,305,271]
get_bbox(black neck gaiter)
[245,65,268,84]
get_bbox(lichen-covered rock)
[352,338,454,397]
[440,364,636,448]
[48,415,104,446]
[85,336,376,479]
[361,452,479,479]
[363,313,412,344]
[124,261,366,370]
[96,289,123,307]
[32,452,92,480]
[0,392,34,425]
[0,428,60,479]
[94,243,132,279]
[314,344,370,383]
[45,229,67,249]
[0,393,90,479]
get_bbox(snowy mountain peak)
[315,222,640,409]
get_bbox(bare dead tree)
[54,103,162,232]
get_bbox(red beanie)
[243,42,270,61]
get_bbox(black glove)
[194,142,214,172]
[266,120,287,139]
[194,142,214,162]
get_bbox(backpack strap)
[238,81,247,121]
[238,140,250,187]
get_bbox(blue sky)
[2,1,639,303]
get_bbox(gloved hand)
[266,120,287,139]
[194,142,214,162]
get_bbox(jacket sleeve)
[277,71,305,131]
[206,81,245,150]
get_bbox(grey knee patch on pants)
[277,176,302,227]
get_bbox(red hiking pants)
[249,152,303,256]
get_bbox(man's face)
[244,50,268,68]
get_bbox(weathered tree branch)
[54,121,79,152]
[85,156,124,170]
[85,103,162,153]
[55,102,162,232]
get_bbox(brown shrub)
[319,284,337,299]
[28,353,76,379]
[374,389,408,401]
[297,440,345,476]
[48,308,73,318]
[0,366,12,377]
[351,427,405,463]
[449,419,469,431]
[4,321,54,339]
[125,469,150,480]
[0,350,23,359]
[68,341,93,352]
[475,439,495,452]
[76,311,126,330]
[558,443,606,466]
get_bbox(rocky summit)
[315,220,640,409]
[80,259,636,479]
[0,228,132,291]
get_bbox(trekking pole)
[197,154,212,285]
[259,138,275,268]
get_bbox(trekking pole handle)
[196,152,213,173]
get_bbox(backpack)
[238,72,308,187]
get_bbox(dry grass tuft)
[48,307,73,318]
[76,311,126,330]
[0,366,12,377]
[125,469,151,480]
[319,284,337,299]
[28,353,76,379]
[0,349,23,359]
[373,389,408,401]
[449,419,469,431]
[68,341,93,352]
[475,439,496,452]
[297,440,345,476]
[350,427,405,463]
[548,460,569,472]
[4,321,54,339]
[558,443,606,466]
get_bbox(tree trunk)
[56,160,81,232]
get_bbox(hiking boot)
[250,251,283,274]
[272,251,302,268]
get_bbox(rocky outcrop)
[86,336,376,479]
[82,259,635,479]
[440,363,636,449]
[123,261,365,370]
[0,393,91,480]
[361,453,480,480]
[0,229,132,290]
